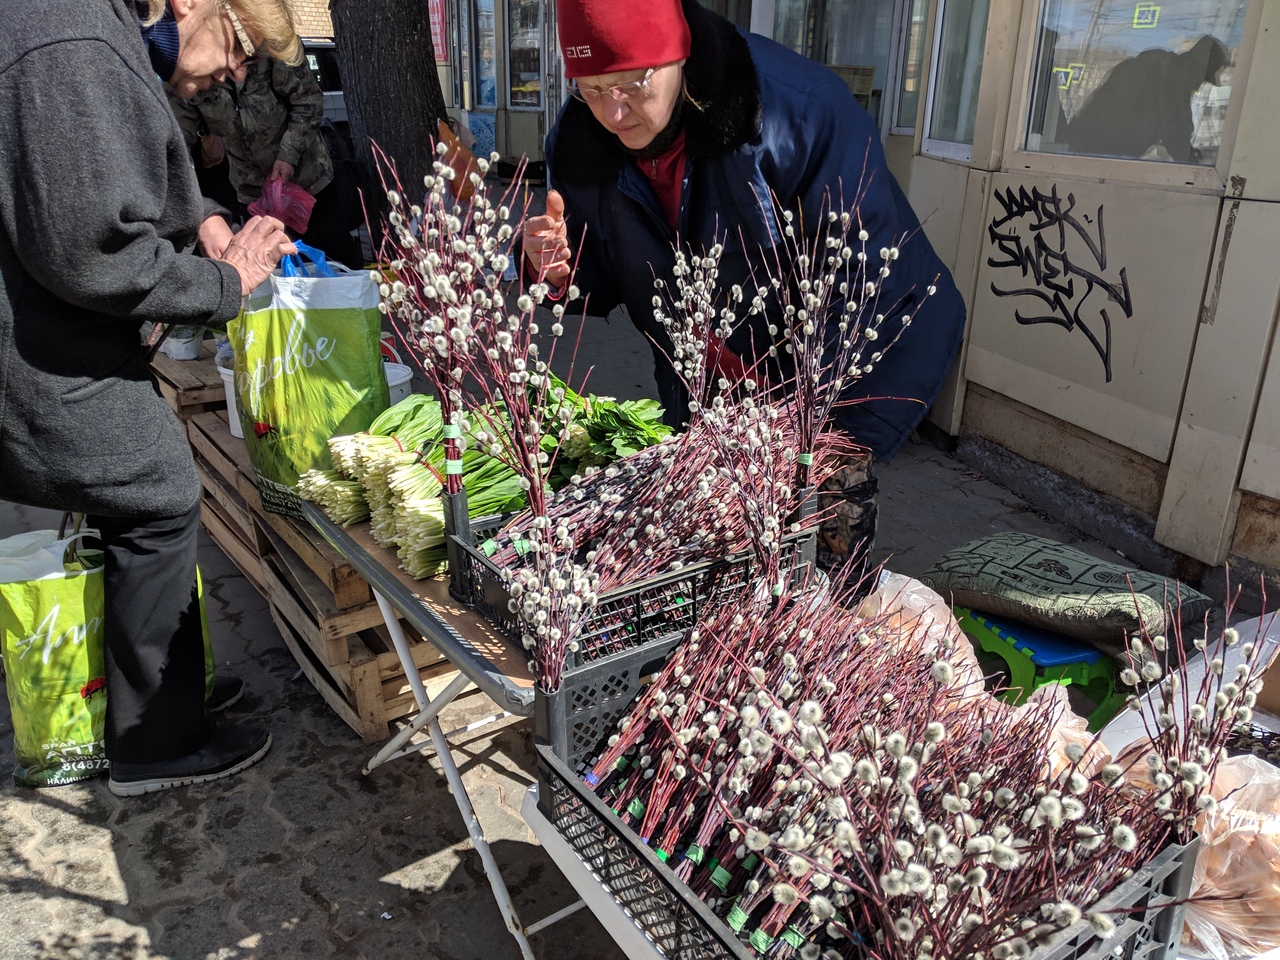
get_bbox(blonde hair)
[139,0,303,66]
[231,0,303,65]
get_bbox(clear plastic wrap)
[1181,754,1280,960]
[858,571,986,696]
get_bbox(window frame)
[887,0,930,136]
[920,0,984,162]
[1000,0,1259,192]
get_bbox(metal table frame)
[304,503,558,959]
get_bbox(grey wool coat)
[0,0,244,518]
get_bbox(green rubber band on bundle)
[615,757,630,771]
[749,929,775,952]
[513,539,531,556]
[797,452,813,465]
[782,927,805,948]
[627,797,646,818]
[742,853,760,872]
[480,539,498,557]
[686,844,704,865]
[446,459,464,475]
[710,865,733,891]
[727,904,749,933]
[656,849,670,862]
[443,424,462,439]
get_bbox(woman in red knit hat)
[524,0,967,598]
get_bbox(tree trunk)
[330,0,448,220]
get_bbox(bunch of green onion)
[296,469,370,526]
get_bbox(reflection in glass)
[474,0,498,109]
[1025,0,1247,165]
[506,0,541,108]
[928,0,992,145]
[895,0,930,129]
[773,0,813,57]
[772,0,893,126]
[701,0,753,28]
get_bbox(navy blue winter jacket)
[546,0,966,460]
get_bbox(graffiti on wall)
[986,184,1133,382]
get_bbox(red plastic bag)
[248,176,316,235]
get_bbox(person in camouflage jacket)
[169,56,362,266]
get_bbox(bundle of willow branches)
[583,583,1268,960]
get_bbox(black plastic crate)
[538,740,1198,960]
[453,528,817,670]
[537,743,754,960]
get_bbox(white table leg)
[369,589,535,959]
[426,693,535,959]
[362,671,471,776]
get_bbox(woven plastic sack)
[920,531,1211,656]
[228,242,390,518]
[0,530,108,786]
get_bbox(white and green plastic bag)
[0,529,108,787]
[229,243,390,518]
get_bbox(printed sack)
[0,530,108,787]
[229,242,390,518]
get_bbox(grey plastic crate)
[458,528,816,777]
[538,738,1199,960]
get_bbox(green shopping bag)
[0,530,109,787]
[228,243,390,518]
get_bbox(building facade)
[370,0,1277,575]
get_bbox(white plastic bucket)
[217,363,244,439]
[384,362,413,405]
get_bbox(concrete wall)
[897,0,1280,572]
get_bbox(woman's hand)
[522,189,571,286]
[218,215,297,295]
[197,215,235,259]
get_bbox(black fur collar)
[550,0,762,184]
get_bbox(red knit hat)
[557,0,692,79]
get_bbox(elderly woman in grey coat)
[0,0,299,794]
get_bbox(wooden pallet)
[150,339,227,423]
[187,411,371,609]
[270,604,467,743]
[185,409,467,741]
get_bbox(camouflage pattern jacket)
[169,57,333,205]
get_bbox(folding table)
[303,503,586,960]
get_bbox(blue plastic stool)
[954,606,1126,731]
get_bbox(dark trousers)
[88,503,211,764]
[815,454,879,603]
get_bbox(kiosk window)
[1025,0,1248,165]
[506,0,542,109]
[926,0,992,147]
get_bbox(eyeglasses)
[220,1,257,63]
[569,67,656,103]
